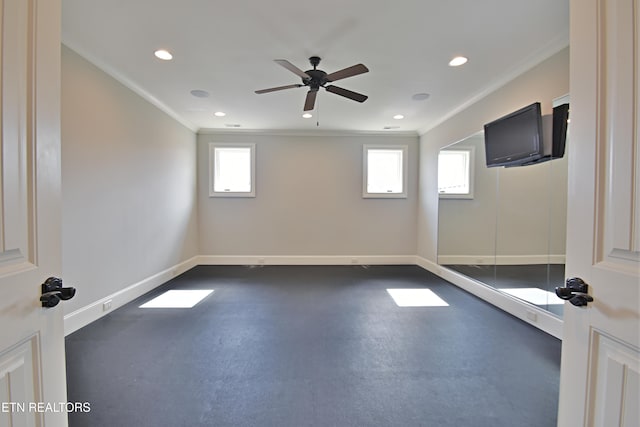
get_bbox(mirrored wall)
[437,130,568,317]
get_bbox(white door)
[0,0,67,426]
[558,1,640,426]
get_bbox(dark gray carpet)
[66,265,561,427]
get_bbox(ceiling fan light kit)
[255,56,369,111]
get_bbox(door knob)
[568,293,594,307]
[555,277,593,307]
[40,277,76,308]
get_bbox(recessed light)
[154,49,173,61]
[190,89,209,98]
[225,124,241,128]
[214,111,226,117]
[412,93,431,101]
[383,126,400,130]
[449,56,468,67]
[393,114,404,120]
[302,113,313,118]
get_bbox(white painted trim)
[553,94,570,107]
[197,255,416,266]
[415,256,563,339]
[437,254,566,265]
[437,255,497,265]
[63,256,199,336]
[197,128,419,138]
[362,145,409,198]
[208,143,256,197]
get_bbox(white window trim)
[209,143,256,197]
[362,144,408,199]
[438,146,475,200]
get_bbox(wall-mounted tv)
[551,103,569,158]
[483,102,543,168]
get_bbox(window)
[438,147,474,199]
[209,143,256,197]
[363,145,408,198]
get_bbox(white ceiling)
[61,0,569,134]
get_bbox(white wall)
[418,47,570,263]
[197,132,419,259]
[61,46,199,318]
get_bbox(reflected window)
[438,148,474,199]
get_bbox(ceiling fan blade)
[255,84,303,94]
[325,64,369,82]
[274,59,311,79]
[303,89,318,111]
[325,85,368,103]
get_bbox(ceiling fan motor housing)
[304,56,326,90]
[303,70,328,90]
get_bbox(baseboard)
[437,255,496,265]
[65,254,562,340]
[416,256,563,339]
[437,254,566,265]
[63,256,199,336]
[197,255,416,266]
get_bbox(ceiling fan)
[255,56,369,111]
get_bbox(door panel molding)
[0,0,38,276]
[597,0,640,263]
[0,335,42,427]
[588,329,640,426]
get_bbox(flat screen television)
[552,103,569,158]
[483,102,543,167]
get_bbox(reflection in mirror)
[438,132,497,275]
[437,130,568,318]
[494,159,566,316]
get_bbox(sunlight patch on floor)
[386,288,449,307]
[140,290,213,308]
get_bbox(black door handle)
[555,277,593,307]
[568,293,594,307]
[40,277,76,308]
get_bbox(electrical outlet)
[103,299,113,312]
[258,258,265,265]
[526,310,538,322]
[351,258,358,264]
